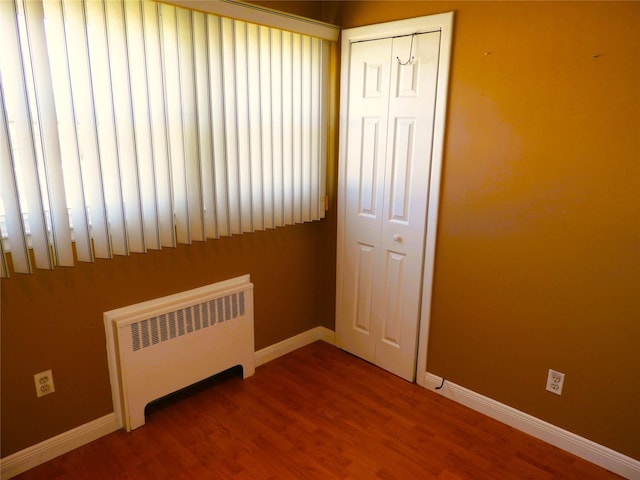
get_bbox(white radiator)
[104,274,255,431]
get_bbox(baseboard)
[424,373,640,480]
[255,326,336,367]
[1,327,335,479]
[0,413,120,480]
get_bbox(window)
[0,0,333,277]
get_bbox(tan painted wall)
[341,1,640,460]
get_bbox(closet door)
[338,37,393,364]
[337,32,440,381]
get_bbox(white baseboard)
[255,326,336,366]
[1,326,336,480]
[0,413,120,480]
[424,373,640,480]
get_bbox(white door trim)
[336,12,455,383]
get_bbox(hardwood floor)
[15,341,622,479]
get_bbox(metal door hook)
[397,34,416,66]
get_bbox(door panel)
[389,117,415,222]
[381,250,405,347]
[358,118,382,216]
[364,61,385,98]
[375,33,440,380]
[354,242,375,334]
[337,38,392,363]
[338,32,440,381]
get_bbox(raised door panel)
[375,32,441,381]
[337,38,392,362]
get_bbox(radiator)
[104,275,255,431]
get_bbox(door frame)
[335,12,454,385]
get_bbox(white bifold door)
[336,21,447,382]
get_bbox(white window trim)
[158,0,340,41]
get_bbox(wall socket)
[546,369,565,395]
[34,369,55,398]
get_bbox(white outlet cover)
[546,369,565,395]
[34,369,55,398]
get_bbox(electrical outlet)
[34,369,55,398]
[546,369,564,395]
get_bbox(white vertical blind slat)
[23,0,74,267]
[281,31,293,226]
[43,0,93,263]
[0,84,31,275]
[292,33,303,225]
[193,11,216,239]
[160,5,190,244]
[234,21,253,233]
[310,37,321,220]
[177,8,204,242]
[143,1,175,248]
[125,0,160,251]
[247,23,263,232]
[1,0,53,270]
[259,26,274,230]
[221,17,241,235]
[86,0,128,256]
[62,0,112,259]
[106,0,145,253]
[0,80,9,275]
[301,35,312,223]
[0,236,7,278]
[207,15,229,238]
[270,29,284,228]
[319,39,329,220]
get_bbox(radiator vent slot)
[104,275,255,432]
[129,292,245,351]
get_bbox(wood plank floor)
[15,341,622,479]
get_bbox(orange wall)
[341,1,640,460]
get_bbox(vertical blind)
[0,0,329,278]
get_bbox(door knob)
[392,234,402,242]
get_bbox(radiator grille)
[130,292,245,352]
